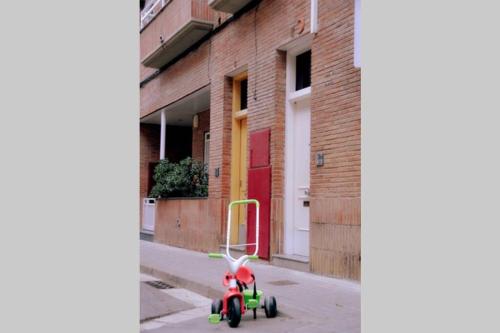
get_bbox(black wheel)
[264,296,277,318]
[227,297,241,328]
[211,299,223,319]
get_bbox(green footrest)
[243,289,263,305]
[246,299,259,309]
[208,314,221,324]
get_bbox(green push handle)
[208,253,224,259]
[229,199,260,209]
[247,255,259,260]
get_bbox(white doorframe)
[284,42,312,256]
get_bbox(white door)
[291,99,311,256]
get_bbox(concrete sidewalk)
[140,282,193,322]
[140,240,360,333]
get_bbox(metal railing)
[140,0,171,29]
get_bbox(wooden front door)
[230,72,249,244]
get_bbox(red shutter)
[249,128,270,168]
[247,166,271,259]
[246,128,272,260]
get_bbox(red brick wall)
[139,0,360,280]
[140,124,160,200]
[191,110,210,163]
[308,0,361,280]
[140,43,211,118]
[140,124,160,228]
[206,0,310,202]
[154,198,219,252]
[140,0,214,60]
[140,123,193,227]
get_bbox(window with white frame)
[296,50,312,91]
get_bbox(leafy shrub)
[149,157,208,198]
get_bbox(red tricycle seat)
[236,266,254,284]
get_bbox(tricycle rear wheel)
[211,299,223,319]
[264,296,277,318]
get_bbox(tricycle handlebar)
[226,199,260,260]
[228,199,260,209]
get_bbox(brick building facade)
[139,0,361,280]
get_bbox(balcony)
[140,0,215,69]
[208,0,254,13]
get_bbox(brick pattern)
[140,124,160,200]
[308,0,361,280]
[140,42,211,118]
[140,0,361,280]
[154,198,219,253]
[140,0,214,60]
[139,124,192,225]
[140,124,161,227]
[191,110,210,162]
[206,0,309,201]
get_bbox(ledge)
[142,20,213,69]
[208,0,254,14]
[157,197,208,201]
[288,87,311,103]
[272,253,310,263]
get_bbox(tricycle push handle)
[226,199,260,260]
[228,199,259,209]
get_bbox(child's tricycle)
[207,199,277,328]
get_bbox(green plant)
[149,157,208,198]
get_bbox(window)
[232,72,248,113]
[295,50,311,91]
[240,79,248,110]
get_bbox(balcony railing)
[140,0,215,69]
[140,0,170,30]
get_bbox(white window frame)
[287,47,312,103]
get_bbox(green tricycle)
[207,199,277,328]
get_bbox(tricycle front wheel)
[227,297,241,328]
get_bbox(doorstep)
[140,229,154,242]
[218,245,246,255]
[218,246,310,272]
[271,253,310,273]
[218,245,271,265]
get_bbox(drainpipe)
[160,110,166,160]
[311,0,318,33]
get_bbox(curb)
[140,265,224,301]
[140,264,293,319]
